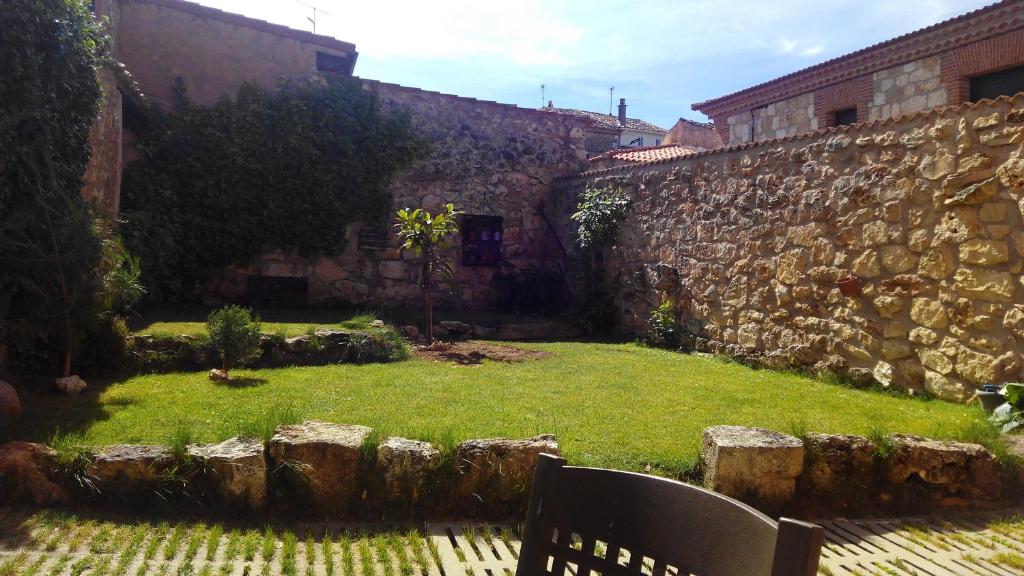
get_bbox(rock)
[1004,306,1024,338]
[284,335,311,353]
[887,435,1001,501]
[997,147,1024,190]
[0,380,21,423]
[456,434,559,502]
[776,249,809,285]
[799,434,875,505]
[55,375,87,394]
[882,339,912,360]
[944,177,998,206]
[958,239,1009,266]
[400,325,419,339]
[924,370,963,401]
[208,368,229,382]
[919,149,954,180]
[880,245,916,273]
[438,320,473,334]
[376,437,439,503]
[268,421,372,511]
[917,245,953,280]
[0,441,68,505]
[980,127,1024,147]
[701,425,804,511]
[851,249,881,278]
[873,361,895,387]
[918,349,953,375]
[910,298,948,329]
[955,348,997,386]
[872,296,903,319]
[87,445,174,495]
[953,267,1015,302]
[188,437,267,510]
[973,113,1001,130]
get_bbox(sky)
[191,0,993,129]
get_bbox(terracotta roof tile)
[589,144,703,164]
[543,107,668,133]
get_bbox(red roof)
[589,144,702,164]
[693,0,1023,117]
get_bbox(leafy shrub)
[394,204,461,342]
[570,185,631,249]
[206,306,261,374]
[0,0,110,379]
[644,301,682,349]
[121,77,428,302]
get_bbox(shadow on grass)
[5,373,129,445]
[215,376,267,388]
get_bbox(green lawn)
[129,309,383,338]
[14,342,984,474]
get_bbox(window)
[970,64,1024,102]
[655,138,662,146]
[462,215,502,267]
[316,51,350,74]
[833,107,858,127]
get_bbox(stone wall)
[752,92,818,142]
[115,0,356,107]
[868,56,946,121]
[564,94,1024,401]
[222,81,590,310]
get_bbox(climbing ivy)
[120,76,428,301]
[570,185,631,249]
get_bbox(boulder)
[188,437,267,510]
[799,434,875,505]
[54,375,87,394]
[886,435,1001,501]
[208,368,229,382]
[86,444,174,495]
[456,434,559,501]
[0,441,67,505]
[376,436,439,503]
[439,321,473,335]
[701,426,804,511]
[0,380,21,423]
[268,421,371,512]
[400,325,419,339]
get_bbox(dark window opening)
[970,64,1024,102]
[462,215,502,267]
[316,51,350,74]
[833,107,858,127]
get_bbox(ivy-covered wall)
[220,81,591,310]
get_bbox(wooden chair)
[516,454,823,576]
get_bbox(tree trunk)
[425,284,433,344]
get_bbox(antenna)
[609,86,615,115]
[296,0,329,34]
[541,84,545,107]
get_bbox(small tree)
[206,305,261,376]
[395,204,461,343]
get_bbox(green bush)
[644,301,682,350]
[0,0,111,378]
[121,77,428,302]
[571,185,631,249]
[206,306,261,374]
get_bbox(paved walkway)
[1,507,1023,575]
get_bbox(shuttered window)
[970,64,1024,102]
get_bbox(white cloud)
[779,37,824,58]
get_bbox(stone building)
[663,118,723,149]
[693,0,1024,146]
[542,98,669,153]
[82,0,593,311]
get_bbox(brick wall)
[565,94,1024,402]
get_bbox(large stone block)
[800,434,875,505]
[0,380,20,423]
[0,441,67,505]
[886,435,1001,501]
[455,434,559,502]
[188,437,267,510]
[268,421,371,512]
[87,444,174,496]
[701,426,804,510]
[376,437,439,503]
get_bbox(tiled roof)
[544,107,668,133]
[135,0,358,57]
[589,144,702,164]
[693,0,1023,116]
[574,91,1024,178]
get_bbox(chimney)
[547,100,553,108]
[617,98,627,126]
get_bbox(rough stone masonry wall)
[869,56,947,121]
[571,94,1024,402]
[753,92,818,142]
[238,83,590,309]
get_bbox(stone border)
[0,423,559,521]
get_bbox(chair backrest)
[516,454,823,576]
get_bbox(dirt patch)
[414,340,553,365]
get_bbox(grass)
[130,309,385,338]
[14,341,986,473]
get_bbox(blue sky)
[194,0,992,129]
